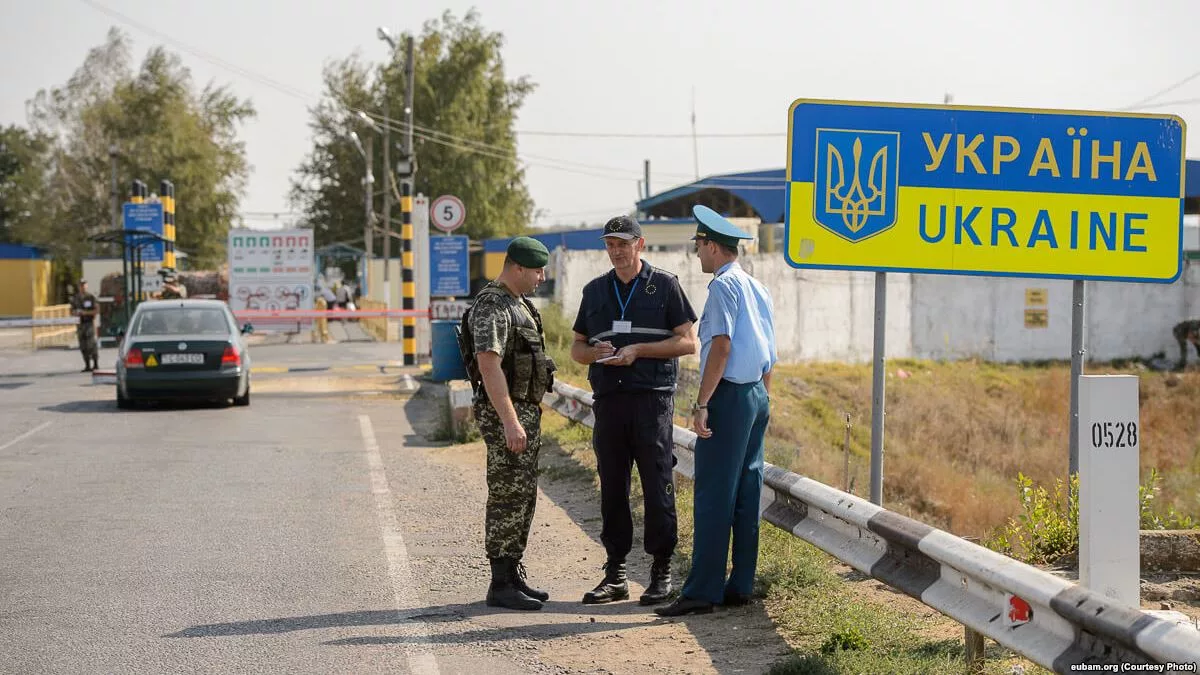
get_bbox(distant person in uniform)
[160,273,187,300]
[461,237,558,611]
[71,280,100,372]
[657,205,777,617]
[570,215,698,607]
[1174,319,1200,370]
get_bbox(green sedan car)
[116,299,253,409]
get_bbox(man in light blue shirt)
[656,205,776,617]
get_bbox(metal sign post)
[1068,279,1087,495]
[869,272,887,505]
[784,98,1186,510]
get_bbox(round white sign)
[430,195,466,232]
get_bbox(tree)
[25,27,254,269]
[291,9,536,247]
[0,125,51,244]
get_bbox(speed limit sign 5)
[431,195,466,233]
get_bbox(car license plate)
[161,353,204,365]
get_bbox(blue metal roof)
[635,160,1200,222]
[0,243,48,259]
[637,169,787,223]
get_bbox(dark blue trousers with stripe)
[681,378,770,604]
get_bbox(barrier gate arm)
[541,381,1200,673]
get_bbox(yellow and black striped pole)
[160,179,176,272]
[401,179,416,365]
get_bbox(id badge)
[612,320,632,334]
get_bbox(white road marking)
[357,414,440,675]
[0,421,51,453]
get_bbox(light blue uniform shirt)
[698,261,777,384]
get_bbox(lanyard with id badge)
[611,276,639,335]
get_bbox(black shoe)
[582,560,628,604]
[82,366,92,373]
[723,588,751,606]
[486,558,542,611]
[653,596,714,617]
[509,560,549,602]
[639,556,673,606]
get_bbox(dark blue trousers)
[681,378,770,604]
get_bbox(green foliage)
[986,469,1197,564]
[820,627,869,655]
[291,9,535,248]
[538,302,587,382]
[985,473,1079,565]
[22,28,253,269]
[0,125,51,244]
[1140,468,1197,530]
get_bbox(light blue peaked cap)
[691,204,754,247]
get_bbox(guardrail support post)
[964,626,985,674]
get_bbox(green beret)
[507,236,550,268]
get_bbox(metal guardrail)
[541,381,1200,673]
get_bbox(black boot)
[509,559,549,602]
[486,558,543,611]
[582,560,628,604]
[639,556,673,605]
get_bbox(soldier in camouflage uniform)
[71,280,100,372]
[1174,319,1200,370]
[467,237,557,611]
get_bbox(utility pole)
[644,160,651,200]
[363,134,374,281]
[382,74,393,310]
[691,87,699,180]
[399,34,417,366]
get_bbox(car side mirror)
[241,323,254,335]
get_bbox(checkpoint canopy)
[784,100,1186,283]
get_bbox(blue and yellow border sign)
[785,100,1186,283]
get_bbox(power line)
[1121,67,1200,110]
[514,130,784,139]
[80,0,786,191]
[1122,96,1200,111]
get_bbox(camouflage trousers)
[76,323,98,361]
[475,399,542,559]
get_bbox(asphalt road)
[0,349,445,674]
[1,345,794,675]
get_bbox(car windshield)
[131,307,231,336]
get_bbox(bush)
[986,469,1197,565]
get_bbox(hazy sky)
[3,0,1198,231]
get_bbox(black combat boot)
[509,559,549,602]
[582,559,628,604]
[486,558,543,611]
[639,556,673,605]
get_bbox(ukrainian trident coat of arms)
[813,129,900,242]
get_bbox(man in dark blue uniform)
[571,215,698,606]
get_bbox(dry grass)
[745,360,1200,538]
[540,303,1200,540]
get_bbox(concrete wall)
[554,250,1198,364]
[912,262,1200,362]
[552,249,913,363]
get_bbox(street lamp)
[377,26,398,311]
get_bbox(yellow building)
[0,244,52,317]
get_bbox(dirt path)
[372,383,793,674]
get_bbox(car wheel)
[233,385,250,407]
[116,389,132,410]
